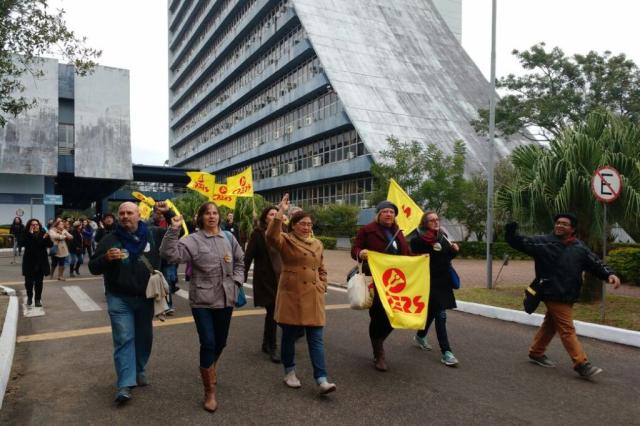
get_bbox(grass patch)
[456,286,640,332]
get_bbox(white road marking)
[21,292,45,317]
[62,286,102,312]
[175,289,189,299]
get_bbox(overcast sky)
[49,0,640,166]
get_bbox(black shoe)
[115,387,132,403]
[261,344,269,354]
[26,297,33,306]
[529,354,556,368]
[35,300,42,307]
[574,362,602,379]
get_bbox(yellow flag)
[226,167,253,197]
[367,251,430,329]
[138,202,152,220]
[211,184,237,209]
[387,178,423,235]
[186,171,215,198]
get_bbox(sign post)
[591,166,622,322]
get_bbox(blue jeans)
[417,309,451,353]
[281,325,328,383]
[192,307,233,368]
[106,293,154,388]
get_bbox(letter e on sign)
[591,166,622,203]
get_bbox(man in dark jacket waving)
[505,213,620,379]
[89,201,170,403]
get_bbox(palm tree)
[498,111,640,300]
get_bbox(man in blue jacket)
[89,201,170,403]
[505,213,620,379]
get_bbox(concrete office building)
[168,0,515,207]
[0,58,131,223]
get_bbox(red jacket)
[351,221,411,275]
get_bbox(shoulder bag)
[347,262,373,310]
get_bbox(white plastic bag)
[347,263,373,310]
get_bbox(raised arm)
[159,215,194,264]
[265,193,289,251]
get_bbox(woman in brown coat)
[351,201,411,371]
[266,193,336,395]
[244,205,282,363]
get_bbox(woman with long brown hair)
[244,205,281,362]
[160,201,244,413]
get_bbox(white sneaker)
[283,371,301,388]
[318,381,336,395]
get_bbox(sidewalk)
[323,249,640,297]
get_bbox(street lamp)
[486,0,497,289]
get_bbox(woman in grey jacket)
[160,201,244,413]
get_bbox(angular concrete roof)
[292,0,523,172]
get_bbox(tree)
[369,137,467,216]
[1,0,101,126]
[497,111,640,300]
[472,43,640,141]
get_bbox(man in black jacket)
[505,213,620,379]
[89,201,170,403]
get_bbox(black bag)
[523,278,545,314]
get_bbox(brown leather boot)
[199,366,218,412]
[371,338,388,371]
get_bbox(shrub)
[309,204,358,237]
[456,241,532,260]
[316,236,337,250]
[607,248,640,285]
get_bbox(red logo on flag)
[219,186,227,194]
[402,205,411,218]
[382,268,406,293]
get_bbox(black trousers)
[25,273,44,301]
[263,303,277,350]
[369,291,393,341]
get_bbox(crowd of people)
[10,196,622,413]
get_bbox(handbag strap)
[383,228,401,253]
[139,254,155,275]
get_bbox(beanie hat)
[376,200,398,215]
[554,213,577,228]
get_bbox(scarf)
[561,235,577,246]
[420,228,438,245]
[114,221,148,261]
[292,232,315,245]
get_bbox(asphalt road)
[1,275,639,425]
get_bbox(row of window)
[173,55,322,139]
[250,129,366,180]
[121,181,188,194]
[262,177,374,208]
[58,123,74,154]
[175,91,341,166]
[171,25,305,122]
[171,0,238,70]
[171,0,291,100]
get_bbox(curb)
[455,301,640,348]
[330,282,640,348]
[0,285,18,410]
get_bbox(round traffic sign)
[15,208,24,217]
[591,166,622,203]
